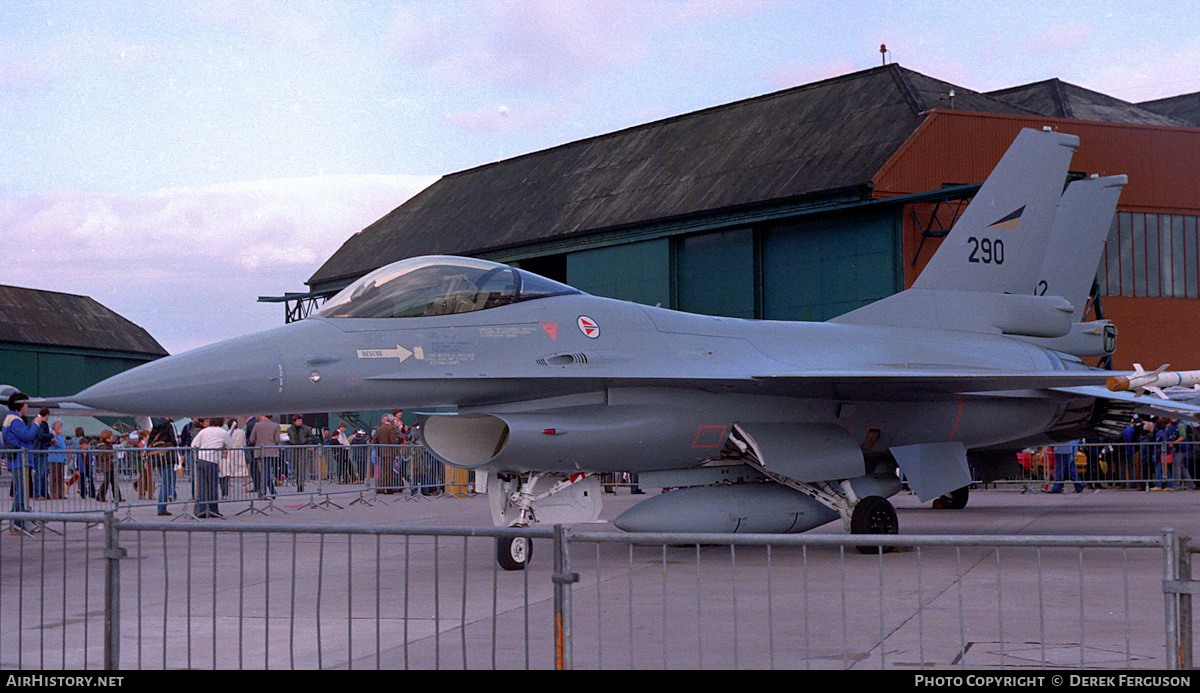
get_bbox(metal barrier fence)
[3,441,1195,522]
[1001,441,1198,491]
[0,444,468,519]
[0,511,1194,670]
[564,531,1196,671]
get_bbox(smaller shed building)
[0,285,167,399]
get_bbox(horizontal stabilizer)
[1015,320,1117,358]
[831,288,1075,336]
[1054,385,1200,424]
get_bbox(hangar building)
[0,285,167,398]
[273,63,1200,373]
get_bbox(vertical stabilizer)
[1037,174,1126,321]
[832,128,1086,334]
[1005,173,1126,356]
[913,128,1079,295]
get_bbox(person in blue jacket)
[3,392,47,532]
[31,407,53,499]
[1048,439,1085,494]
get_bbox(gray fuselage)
[74,292,1078,474]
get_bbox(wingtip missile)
[1106,364,1200,399]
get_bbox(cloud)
[387,1,651,88]
[386,1,776,90]
[177,0,333,47]
[0,47,57,88]
[1,27,166,91]
[1075,36,1200,102]
[1,174,437,354]
[1017,21,1095,56]
[384,1,791,140]
[668,0,780,24]
[442,103,568,133]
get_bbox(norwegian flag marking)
[577,316,600,339]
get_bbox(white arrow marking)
[356,345,414,363]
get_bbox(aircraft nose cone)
[73,325,291,417]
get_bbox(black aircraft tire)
[850,496,899,555]
[497,535,532,571]
[932,486,970,510]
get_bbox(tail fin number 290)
[966,236,1004,264]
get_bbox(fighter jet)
[46,128,1200,569]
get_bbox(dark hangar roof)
[1139,91,1200,127]
[307,64,1037,290]
[987,79,1191,127]
[0,285,168,357]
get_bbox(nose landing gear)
[497,535,532,571]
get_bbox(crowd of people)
[5,386,1198,532]
[3,396,441,527]
[1112,416,1197,489]
[165,410,433,518]
[1038,416,1198,492]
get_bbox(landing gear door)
[488,473,603,526]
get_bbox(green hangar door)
[760,210,902,322]
[559,208,900,323]
[565,239,672,309]
[675,228,756,319]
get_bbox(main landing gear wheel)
[932,485,970,510]
[497,535,532,571]
[851,495,899,555]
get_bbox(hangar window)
[315,256,580,319]
[1099,213,1200,300]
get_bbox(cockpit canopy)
[314,256,581,319]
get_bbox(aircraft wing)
[1053,385,1200,423]
[751,370,1116,394]
[363,369,1117,401]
